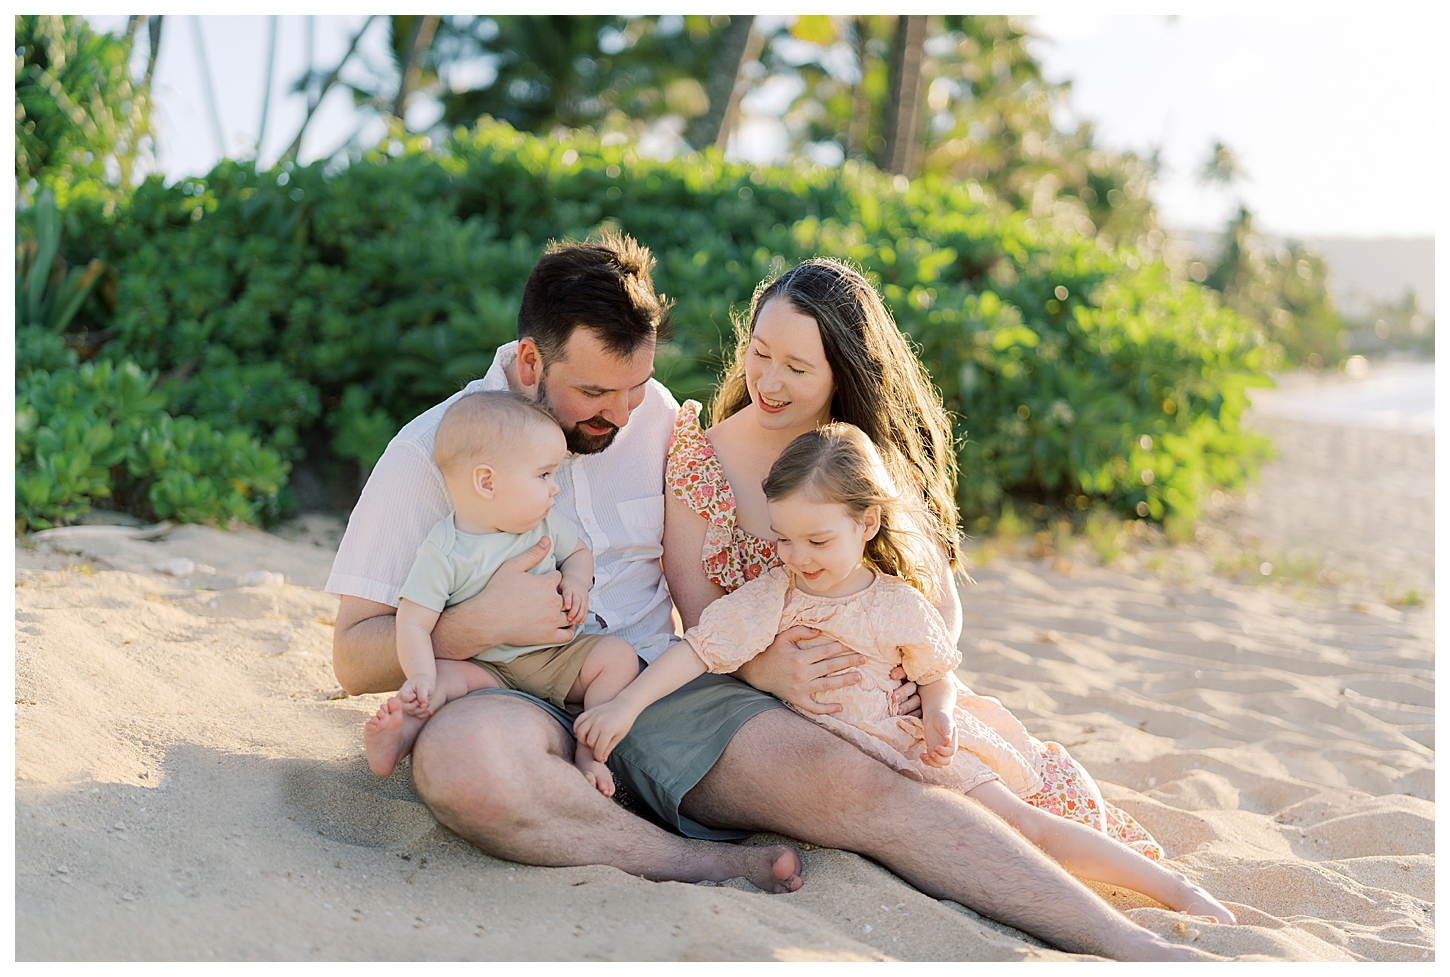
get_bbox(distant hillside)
[1167,230,1434,318]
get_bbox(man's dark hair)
[517,231,675,363]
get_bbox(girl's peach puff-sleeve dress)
[684,566,1047,798]
[667,400,1165,860]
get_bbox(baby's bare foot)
[364,697,407,777]
[575,746,615,797]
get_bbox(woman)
[663,257,964,638]
[663,257,1162,858]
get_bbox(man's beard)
[537,372,620,455]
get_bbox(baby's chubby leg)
[965,780,1236,925]
[564,637,640,798]
[366,661,501,778]
[434,659,504,705]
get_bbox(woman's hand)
[733,625,868,715]
[886,666,922,718]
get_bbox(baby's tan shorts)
[469,633,613,713]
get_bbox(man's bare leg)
[409,693,802,893]
[680,709,1207,961]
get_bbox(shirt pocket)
[616,495,665,555]
[620,498,669,536]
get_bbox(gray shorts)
[465,660,785,841]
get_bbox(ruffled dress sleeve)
[886,579,962,687]
[683,567,793,674]
[665,400,754,590]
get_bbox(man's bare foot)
[574,745,615,797]
[703,844,803,894]
[364,697,407,777]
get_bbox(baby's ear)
[472,464,496,498]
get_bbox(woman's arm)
[932,544,963,644]
[662,488,727,631]
[884,539,962,717]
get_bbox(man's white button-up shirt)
[326,341,681,662]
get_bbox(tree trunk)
[846,18,872,159]
[392,14,440,122]
[712,21,766,151]
[686,15,756,150]
[285,15,376,161]
[880,14,926,176]
[143,16,164,95]
[258,15,279,155]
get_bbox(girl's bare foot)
[574,745,616,797]
[364,697,407,777]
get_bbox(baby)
[363,390,640,796]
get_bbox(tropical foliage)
[18,119,1273,532]
[15,14,154,208]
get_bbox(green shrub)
[15,360,288,531]
[30,119,1273,529]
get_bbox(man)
[327,234,1200,959]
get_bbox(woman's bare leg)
[681,708,1212,960]
[966,780,1235,924]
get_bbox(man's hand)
[573,700,640,763]
[432,538,575,659]
[733,625,868,715]
[398,673,437,719]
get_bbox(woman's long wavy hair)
[710,257,961,569]
[763,423,941,599]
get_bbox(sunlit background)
[79,13,1433,319]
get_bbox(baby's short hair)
[433,390,560,476]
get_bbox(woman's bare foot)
[364,697,407,777]
[1177,880,1237,925]
[702,844,803,894]
[574,744,615,797]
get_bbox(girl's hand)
[920,709,957,767]
[573,700,638,762]
[398,674,437,719]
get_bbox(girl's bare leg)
[364,660,500,777]
[563,637,640,796]
[966,780,1236,924]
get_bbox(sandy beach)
[13,367,1434,961]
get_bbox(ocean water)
[1248,361,1435,434]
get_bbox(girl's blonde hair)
[711,257,962,571]
[763,423,941,599]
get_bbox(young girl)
[577,422,1236,925]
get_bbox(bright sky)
[84,13,1437,239]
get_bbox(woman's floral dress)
[666,400,1163,859]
